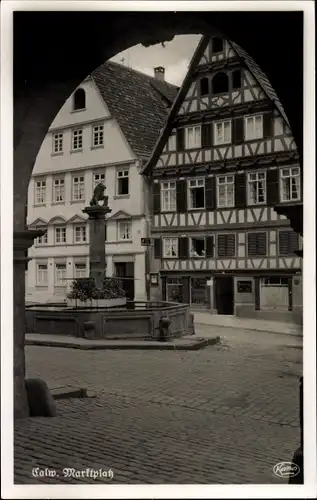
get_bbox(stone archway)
[13,10,303,417]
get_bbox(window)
[117,221,131,241]
[55,263,67,286]
[52,133,63,153]
[36,263,48,286]
[73,88,86,110]
[212,72,229,94]
[34,179,46,205]
[161,182,176,212]
[72,175,85,201]
[247,232,267,257]
[261,277,288,287]
[200,78,209,96]
[72,128,83,150]
[278,230,299,256]
[55,226,66,244]
[74,225,87,243]
[217,175,235,208]
[188,179,205,209]
[168,132,176,151]
[92,124,104,147]
[244,115,263,140]
[232,70,242,90]
[163,238,178,258]
[185,126,201,149]
[74,262,87,279]
[190,237,206,258]
[53,177,65,203]
[280,167,300,202]
[93,172,105,188]
[166,278,183,302]
[217,234,236,257]
[212,37,224,53]
[36,230,47,245]
[214,120,231,145]
[247,172,266,205]
[117,169,129,195]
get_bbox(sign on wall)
[237,280,253,293]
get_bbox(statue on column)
[89,183,109,207]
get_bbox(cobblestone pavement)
[14,328,302,484]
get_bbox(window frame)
[54,226,67,245]
[163,237,178,258]
[213,119,232,146]
[216,174,235,208]
[279,166,301,202]
[74,224,87,244]
[216,233,236,258]
[187,178,205,211]
[247,171,267,206]
[71,174,85,202]
[244,114,264,141]
[73,88,86,111]
[36,229,48,246]
[52,132,63,154]
[161,181,176,212]
[247,231,268,257]
[184,125,201,150]
[189,236,206,258]
[74,262,87,279]
[34,178,46,205]
[93,171,106,188]
[92,123,104,147]
[54,262,67,286]
[117,220,132,241]
[116,169,130,196]
[53,176,65,203]
[36,263,48,286]
[71,128,83,151]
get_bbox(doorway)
[114,262,135,300]
[215,276,234,315]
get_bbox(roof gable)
[92,61,179,159]
[48,216,67,225]
[28,217,47,227]
[107,210,132,221]
[67,214,87,224]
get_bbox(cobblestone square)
[14,329,302,484]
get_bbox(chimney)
[154,66,165,81]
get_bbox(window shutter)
[161,277,167,301]
[201,123,212,148]
[279,230,299,256]
[205,176,216,210]
[226,234,236,257]
[235,172,246,208]
[176,180,187,213]
[263,112,273,139]
[254,277,260,310]
[153,183,161,214]
[182,277,190,304]
[178,237,189,259]
[217,234,235,257]
[247,232,267,256]
[266,168,279,206]
[176,128,185,151]
[232,118,244,144]
[206,235,214,257]
[217,234,226,257]
[154,238,162,258]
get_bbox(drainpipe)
[139,158,151,301]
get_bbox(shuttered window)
[217,234,236,257]
[247,232,267,256]
[278,230,299,256]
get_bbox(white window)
[74,262,87,279]
[55,263,67,286]
[117,170,129,196]
[36,263,48,286]
[280,167,300,202]
[214,120,231,145]
[244,115,263,141]
[92,124,104,147]
[168,132,176,151]
[74,225,87,243]
[247,172,266,205]
[34,179,46,205]
[72,128,83,150]
[52,133,63,153]
[161,182,176,212]
[261,277,288,287]
[185,126,201,149]
[53,177,65,203]
[188,178,205,209]
[72,175,85,201]
[55,226,66,244]
[163,238,178,258]
[117,221,131,241]
[36,230,48,245]
[93,172,105,188]
[217,175,235,207]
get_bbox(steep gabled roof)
[92,61,179,158]
[142,35,292,175]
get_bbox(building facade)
[26,63,178,303]
[144,36,302,324]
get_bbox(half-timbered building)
[143,35,302,324]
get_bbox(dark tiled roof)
[230,41,290,127]
[92,61,179,158]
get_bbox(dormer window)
[212,72,229,95]
[73,88,86,111]
[200,77,209,96]
[212,37,224,54]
